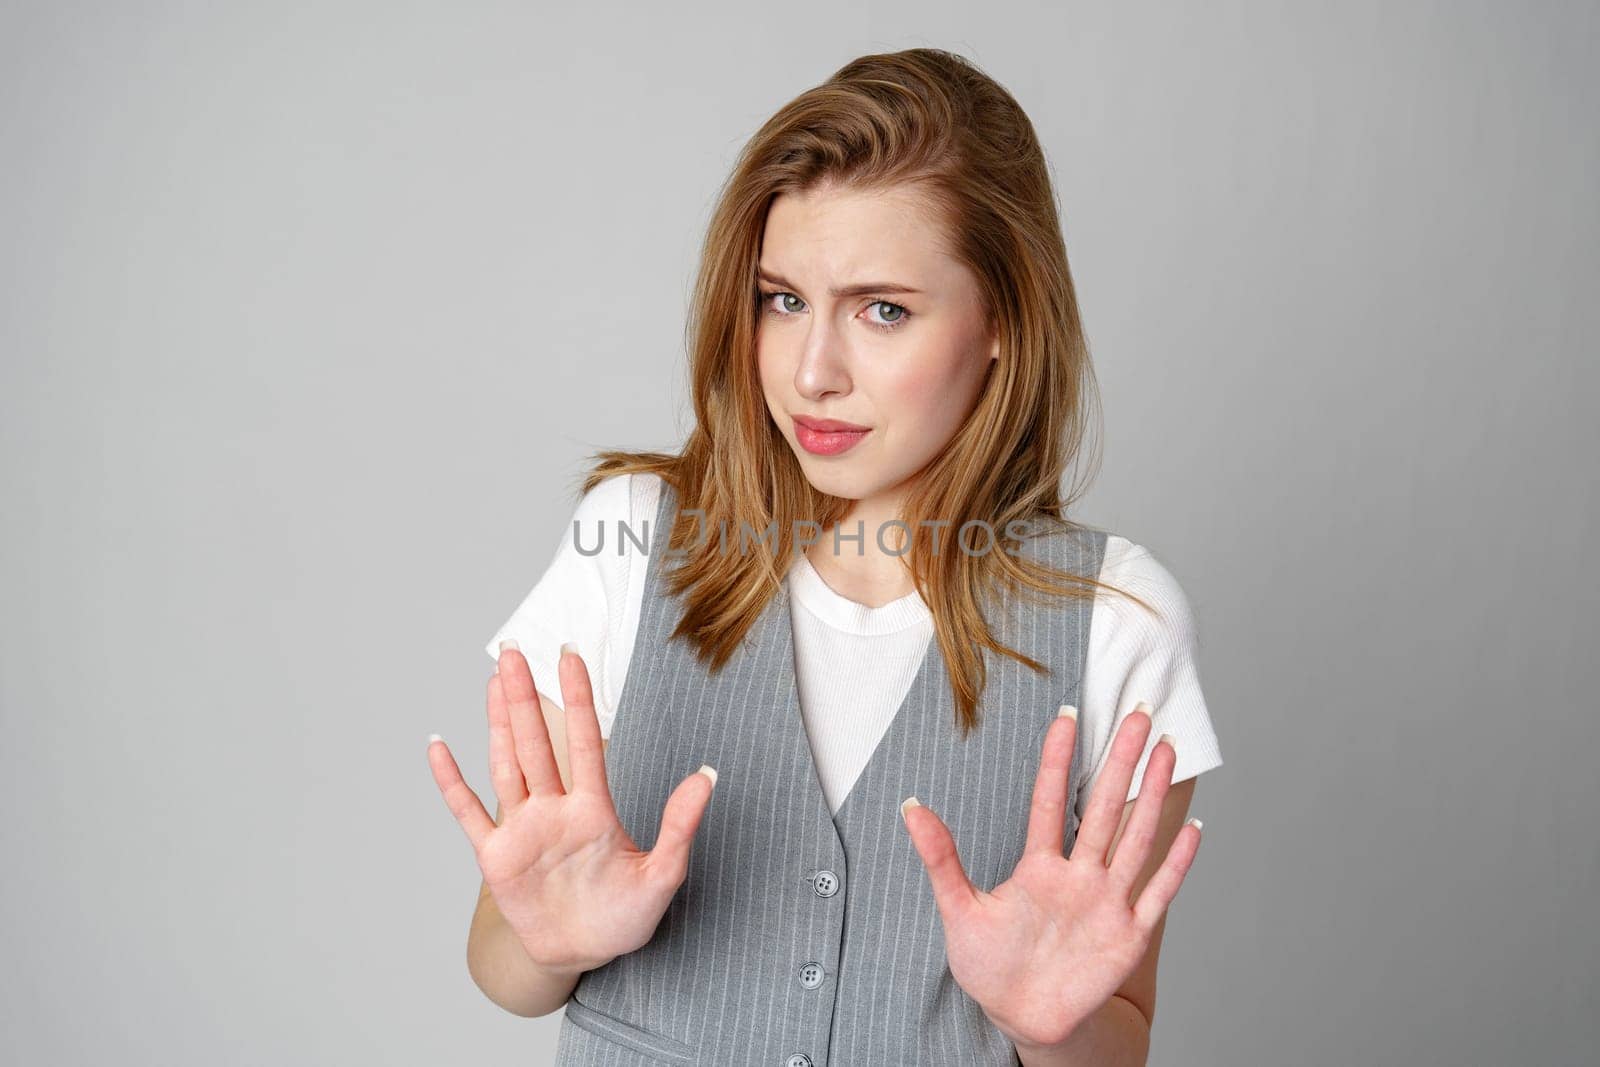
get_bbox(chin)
[799,461,919,508]
[795,470,861,501]
[791,456,871,501]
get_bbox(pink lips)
[792,414,870,456]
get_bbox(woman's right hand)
[427,641,718,976]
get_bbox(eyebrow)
[756,267,923,299]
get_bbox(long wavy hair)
[579,47,1154,736]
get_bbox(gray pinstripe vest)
[555,479,1107,1066]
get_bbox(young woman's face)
[755,181,998,506]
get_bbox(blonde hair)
[581,47,1153,736]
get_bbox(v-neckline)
[773,568,943,826]
[788,552,930,634]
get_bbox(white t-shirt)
[486,471,1223,819]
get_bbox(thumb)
[900,796,978,924]
[646,764,719,882]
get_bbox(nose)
[793,322,852,401]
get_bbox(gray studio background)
[3,2,1595,1064]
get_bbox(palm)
[428,642,718,975]
[902,706,1202,1050]
[483,792,672,970]
[945,850,1154,1043]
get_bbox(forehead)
[759,182,962,283]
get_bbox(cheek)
[755,337,785,400]
[875,351,972,432]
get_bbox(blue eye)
[755,289,912,333]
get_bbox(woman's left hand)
[900,703,1202,1050]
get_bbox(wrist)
[1005,1025,1083,1061]
[518,938,613,979]
[493,917,610,979]
[1009,995,1152,1067]
[529,957,591,982]
[982,1002,1086,1055]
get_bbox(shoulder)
[561,469,684,549]
[1098,535,1191,602]
[572,469,639,526]
[1076,534,1222,804]
[482,476,633,677]
[575,469,669,532]
[484,471,649,715]
[628,470,664,527]
[1091,534,1201,655]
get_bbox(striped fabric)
[554,480,1107,1066]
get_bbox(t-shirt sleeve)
[1074,538,1224,818]
[482,473,635,735]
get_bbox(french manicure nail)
[1058,704,1077,720]
[499,638,519,653]
[697,764,718,787]
[1134,700,1152,717]
[428,733,442,745]
[900,796,921,819]
[1185,816,1203,832]
[1158,732,1177,753]
[560,641,578,657]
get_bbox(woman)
[428,48,1222,1066]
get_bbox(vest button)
[812,869,840,897]
[785,1055,814,1067]
[799,961,826,989]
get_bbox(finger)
[426,734,496,852]
[497,641,565,796]
[486,672,529,809]
[900,797,979,925]
[1107,733,1178,894]
[644,765,719,884]
[1132,818,1203,930]
[558,643,612,800]
[1023,706,1079,857]
[1073,703,1154,865]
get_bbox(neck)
[802,482,920,607]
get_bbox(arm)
[1015,776,1197,1066]
[465,687,610,1017]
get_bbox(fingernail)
[1158,732,1177,753]
[900,795,921,820]
[697,764,718,787]
[1185,816,1203,832]
[560,641,578,658]
[1134,700,1152,717]
[499,638,520,653]
[1058,704,1077,720]
[427,732,442,745]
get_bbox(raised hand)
[900,703,1202,1050]
[427,641,719,975]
